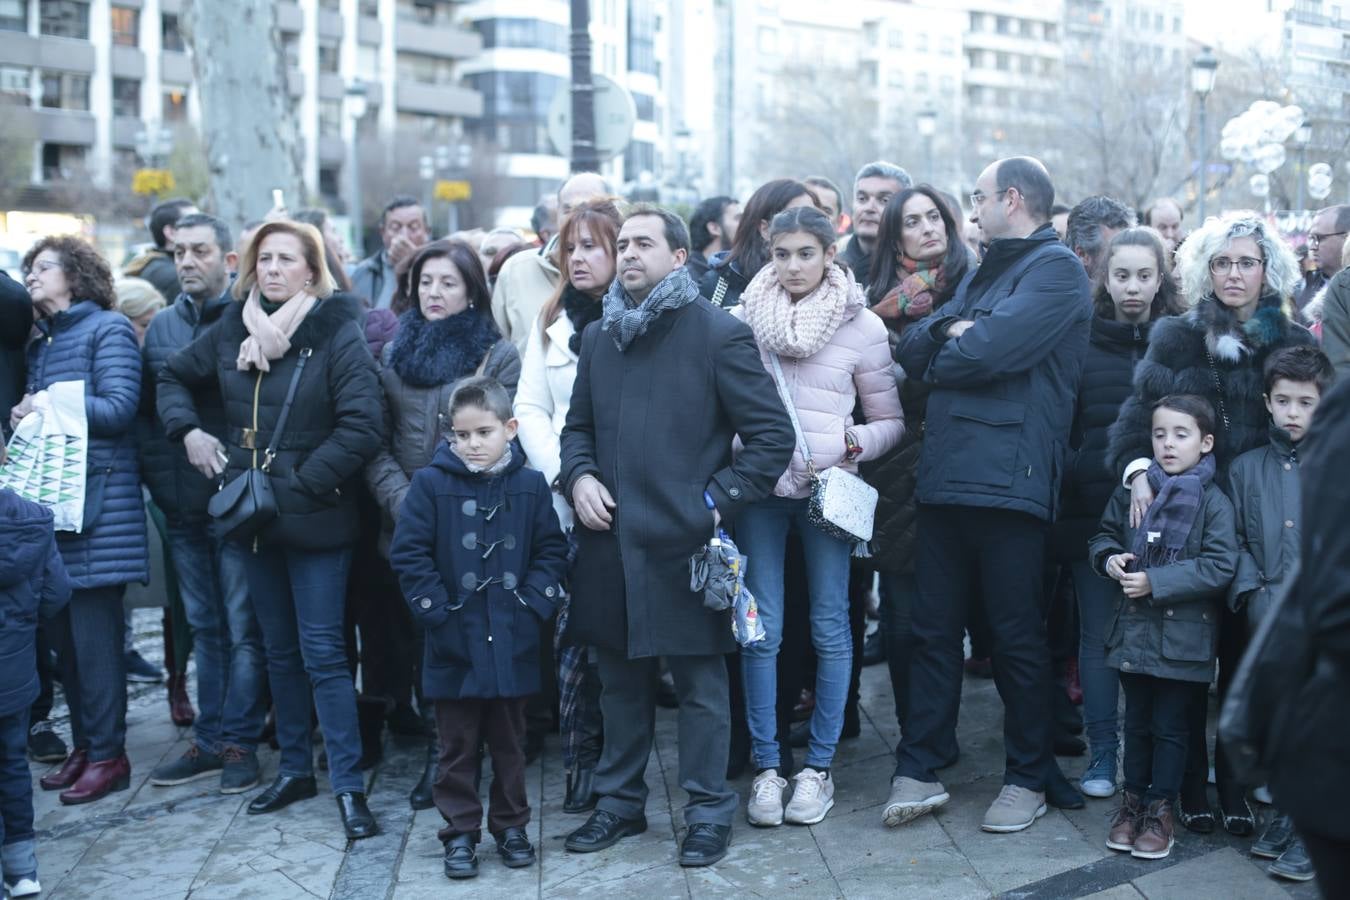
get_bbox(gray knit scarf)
[600,266,701,351]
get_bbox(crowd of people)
[0,154,1348,894]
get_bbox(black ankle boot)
[409,738,436,811]
[564,766,597,814]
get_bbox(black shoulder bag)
[207,347,312,542]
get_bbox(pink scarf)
[236,288,318,372]
[740,263,853,359]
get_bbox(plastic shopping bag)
[0,380,89,531]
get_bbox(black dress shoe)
[336,791,379,839]
[564,767,597,814]
[1269,838,1316,882]
[564,809,647,852]
[679,823,732,867]
[1220,792,1255,836]
[1045,763,1085,810]
[443,833,478,879]
[495,826,536,868]
[247,774,318,815]
[409,741,436,811]
[1251,812,1296,859]
[1179,776,1215,833]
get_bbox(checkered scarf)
[600,266,701,351]
[1129,453,1215,571]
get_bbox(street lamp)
[1191,47,1219,223]
[344,80,370,258]
[1294,123,1312,213]
[916,106,937,184]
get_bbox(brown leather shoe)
[1131,798,1175,859]
[39,749,88,791]
[1106,791,1143,851]
[60,754,131,805]
[168,674,196,727]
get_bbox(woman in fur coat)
[1107,213,1314,839]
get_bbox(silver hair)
[1173,213,1299,306]
[853,161,913,190]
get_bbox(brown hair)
[1091,227,1184,320]
[23,235,116,309]
[232,220,336,301]
[539,197,624,347]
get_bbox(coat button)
[1122,660,1132,670]
[729,487,741,499]
[1202,612,1209,621]
[1285,519,1294,528]
[1166,609,1174,617]
[420,598,432,609]
[487,635,493,643]
[545,586,556,598]
[1283,463,1292,471]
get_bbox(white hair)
[1174,212,1299,307]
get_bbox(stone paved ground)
[27,609,1324,899]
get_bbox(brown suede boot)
[1131,798,1175,859]
[1106,791,1143,852]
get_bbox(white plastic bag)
[0,380,89,531]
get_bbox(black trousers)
[1120,672,1204,803]
[29,618,58,724]
[1183,605,1248,803]
[896,504,1053,789]
[433,696,529,842]
[1299,829,1350,899]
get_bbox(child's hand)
[1105,553,1135,581]
[1119,571,1152,599]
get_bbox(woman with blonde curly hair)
[1107,212,1314,839]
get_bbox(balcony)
[111,44,144,79]
[14,108,98,145]
[0,31,96,71]
[395,80,482,118]
[161,50,192,83]
[395,20,481,59]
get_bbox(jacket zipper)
[250,369,263,554]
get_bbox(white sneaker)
[784,769,835,825]
[981,784,1047,833]
[747,769,787,827]
[4,877,41,897]
[883,776,950,827]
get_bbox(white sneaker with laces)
[4,876,41,898]
[784,769,834,825]
[747,769,787,826]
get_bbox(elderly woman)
[1108,213,1314,838]
[10,237,147,805]
[158,220,385,839]
[363,239,518,809]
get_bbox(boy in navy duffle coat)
[389,377,567,880]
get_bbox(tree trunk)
[180,0,304,225]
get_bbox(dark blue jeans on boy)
[1119,673,1204,802]
[0,707,37,885]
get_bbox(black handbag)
[207,347,312,543]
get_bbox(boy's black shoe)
[27,720,67,763]
[443,833,478,879]
[1268,839,1316,882]
[495,827,536,868]
[678,823,731,867]
[1219,788,1255,836]
[1178,777,1215,834]
[1251,812,1296,859]
[564,810,647,852]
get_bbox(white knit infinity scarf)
[740,262,852,359]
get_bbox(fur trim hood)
[1302,284,1328,327]
[1187,293,1295,363]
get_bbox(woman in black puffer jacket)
[1107,213,1314,837]
[158,220,385,841]
[1054,227,1182,800]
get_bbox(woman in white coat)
[514,197,622,814]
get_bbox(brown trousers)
[433,696,530,842]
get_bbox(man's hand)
[9,393,33,430]
[572,475,616,531]
[946,319,975,339]
[1119,571,1152,599]
[388,234,419,267]
[1129,473,1156,528]
[183,428,226,479]
[1105,553,1135,581]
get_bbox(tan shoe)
[981,784,1047,833]
[1106,791,1143,851]
[1131,799,1176,859]
[882,776,949,827]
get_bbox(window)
[940,35,955,55]
[996,52,1011,71]
[110,6,137,46]
[161,13,184,51]
[281,33,299,67]
[359,0,378,15]
[396,110,455,140]
[0,0,26,32]
[995,15,1010,34]
[319,0,340,8]
[40,70,88,109]
[632,91,654,122]
[112,77,139,116]
[319,43,340,74]
[472,17,567,52]
[628,0,657,74]
[41,142,85,181]
[887,29,902,49]
[0,65,30,101]
[162,86,186,121]
[397,52,455,84]
[39,0,88,38]
[319,166,341,204]
[623,140,654,178]
[319,98,341,136]
[396,0,446,25]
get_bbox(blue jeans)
[1072,559,1120,752]
[168,526,266,752]
[243,544,363,794]
[0,709,35,884]
[737,496,853,771]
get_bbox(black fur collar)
[386,308,501,388]
[1187,293,1291,363]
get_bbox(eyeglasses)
[969,188,1010,208]
[1209,256,1264,276]
[23,259,61,278]
[1309,231,1347,248]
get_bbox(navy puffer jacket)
[26,300,148,588]
[0,490,71,716]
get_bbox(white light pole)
[1191,47,1219,223]
[917,106,937,185]
[345,81,370,258]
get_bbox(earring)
[304,279,312,286]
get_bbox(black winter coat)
[389,441,567,700]
[0,489,70,717]
[156,293,385,550]
[1052,316,1153,561]
[1107,295,1315,487]
[860,377,927,573]
[839,236,875,290]
[697,251,751,309]
[1089,482,1237,683]
[0,273,31,440]
[559,299,795,658]
[138,290,234,526]
[1268,378,1350,840]
[1227,426,1301,623]
[896,225,1091,522]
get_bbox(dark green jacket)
[1227,426,1301,625]
[1089,480,1238,683]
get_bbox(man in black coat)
[559,206,793,867]
[885,157,1091,834]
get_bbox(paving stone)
[831,850,991,900]
[683,819,833,896]
[1131,847,1295,900]
[1080,886,1147,899]
[812,798,953,876]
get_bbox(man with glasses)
[1295,205,1350,312]
[886,157,1091,834]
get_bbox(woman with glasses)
[1107,213,1314,838]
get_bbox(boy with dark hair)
[389,377,568,880]
[1230,345,1335,882]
